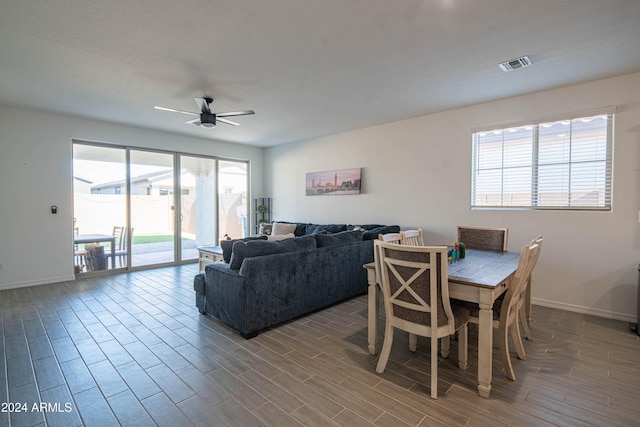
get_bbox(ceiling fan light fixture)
[199,112,216,128]
[499,55,532,72]
[155,96,253,130]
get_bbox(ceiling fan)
[154,97,255,129]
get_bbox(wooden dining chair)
[374,240,470,399]
[380,229,442,353]
[519,235,543,340]
[465,240,540,381]
[457,226,508,251]
[401,229,424,246]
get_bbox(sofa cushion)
[315,230,363,247]
[220,235,268,263]
[362,225,401,240]
[272,222,298,236]
[358,224,385,230]
[305,223,347,235]
[229,235,317,270]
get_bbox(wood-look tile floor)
[2,265,640,426]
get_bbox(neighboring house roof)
[73,176,93,185]
[91,170,174,191]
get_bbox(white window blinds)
[471,110,614,210]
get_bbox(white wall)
[0,106,264,289]
[265,72,640,321]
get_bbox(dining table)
[364,248,521,398]
[74,234,117,269]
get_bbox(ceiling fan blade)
[185,118,201,126]
[154,106,199,116]
[217,117,240,126]
[194,97,212,114]
[216,110,255,118]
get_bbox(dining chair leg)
[409,333,418,352]
[431,334,438,399]
[519,306,534,340]
[511,319,527,361]
[440,336,450,358]
[499,320,516,381]
[458,326,469,370]
[376,322,394,374]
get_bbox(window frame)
[470,107,615,211]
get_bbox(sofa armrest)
[201,262,251,334]
[193,273,206,314]
[194,273,206,294]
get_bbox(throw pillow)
[220,235,268,263]
[267,233,295,241]
[229,235,317,270]
[258,223,273,235]
[271,222,297,235]
[315,230,363,247]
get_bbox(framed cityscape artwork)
[305,168,361,196]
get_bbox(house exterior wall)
[265,71,640,321]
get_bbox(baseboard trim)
[533,297,636,323]
[0,275,75,291]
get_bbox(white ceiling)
[1,0,640,147]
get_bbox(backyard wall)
[265,71,640,321]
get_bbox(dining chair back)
[374,240,470,398]
[113,226,126,250]
[73,226,87,270]
[401,229,424,246]
[374,233,404,289]
[457,226,508,251]
[519,235,543,340]
[378,232,403,244]
[395,228,425,349]
[111,226,133,267]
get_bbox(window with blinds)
[471,110,614,210]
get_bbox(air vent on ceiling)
[498,55,532,72]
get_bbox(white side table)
[198,245,223,272]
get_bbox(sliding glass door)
[72,144,127,272]
[218,160,248,240]
[179,155,217,261]
[178,157,249,259]
[73,142,249,273]
[129,150,176,267]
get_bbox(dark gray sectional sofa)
[193,222,400,338]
